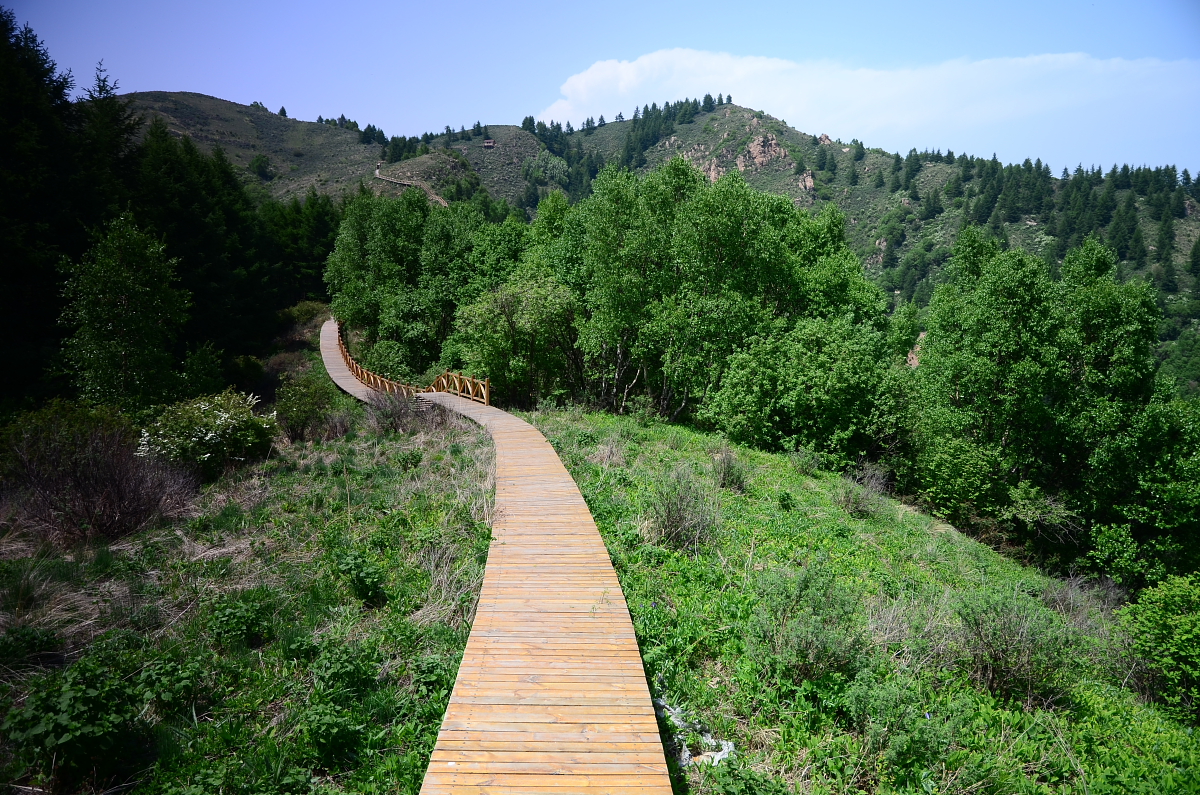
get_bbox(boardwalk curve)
[320,320,671,794]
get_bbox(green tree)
[1156,213,1176,264]
[901,231,1194,573]
[1191,234,1200,277]
[451,266,580,407]
[704,314,887,464]
[278,106,287,117]
[60,214,189,410]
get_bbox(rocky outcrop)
[736,134,785,172]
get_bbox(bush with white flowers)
[140,390,276,479]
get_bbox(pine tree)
[1160,260,1179,293]
[702,93,715,112]
[1130,226,1148,268]
[726,94,732,104]
[793,156,806,175]
[1157,214,1176,263]
[814,146,827,171]
[1190,235,1200,277]
[873,170,885,189]
[598,115,606,126]
[317,115,323,124]
[920,188,943,220]
[852,140,865,161]
[717,93,724,105]
[278,106,287,117]
[848,165,858,186]
[61,214,189,410]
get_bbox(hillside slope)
[127,92,1199,378]
[126,91,381,198]
[578,105,1198,302]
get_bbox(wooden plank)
[319,349,670,793]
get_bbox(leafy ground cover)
[0,378,494,793]
[527,406,1200,794]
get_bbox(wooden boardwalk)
[320,321,671,794]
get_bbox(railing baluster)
[334,322,488,406]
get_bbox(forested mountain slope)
[131,91,1200,395]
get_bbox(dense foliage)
[1,388,493,793]
[330,156,1197,584]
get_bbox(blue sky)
[11,0,1200,172]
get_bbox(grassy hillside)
[376,125,540,207]
[0,317,496,793]
[126,91,381,198]
[529,406,1200,794]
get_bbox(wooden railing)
[336,323,489,406]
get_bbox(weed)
[335,548,388,607]
[207,589,275,649]
[646,466,719,552]
[1,638,152,792]
[712,445,746,492]
[298,700,363,767]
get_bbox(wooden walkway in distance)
[319,321,671,794]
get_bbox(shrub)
[833,461,890,519]
[275,371,346,443]
[1,642,151,791]
[140,390,276,480]
[789,446,824,476]
[1,401,195,543]
[747,564,870,683]
[952,586,1075,705]
[366,391,443,436]
[298,701,362,767]
[335,549,388,607]
[313,642,378,697]
[842,668,958,787]
[207,590,274,650]
[645,466,718,552]
[712,445,746,492]
[1117,575,1200,723]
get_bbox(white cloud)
[541,49,1200,170]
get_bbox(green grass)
[127,92,382,200]
[0,388,494,793]
[525,407,1200,794]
